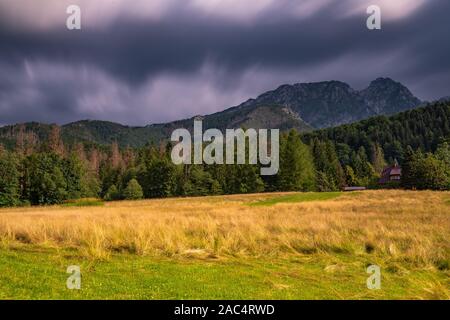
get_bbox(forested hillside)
[0,104,311,149]
[303,101,450,162]
[0,102,449,207]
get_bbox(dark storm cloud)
[0,0,449,125]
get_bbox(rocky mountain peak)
[360,78,421,115]
[238,78,421,128]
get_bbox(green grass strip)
[248,192,342,206]
[61,199,104,207]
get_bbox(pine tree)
[435,142,450,189]
[311,139,344,191]
[183,165,223,196]
[62,153,86,199]
[140,156,176,198]
[236,164,264,194]
[344,165,358,187]
[48,125,65,156]
[418,155,448,190]
[401,146,420,189]
[111,141,122,169]
[74,143,87,163]
[351,147,375,186]
[278,130,316,191]
[371,143,387,175]
[88,148,101,175]
[435,142,450,168]
[25,153,68,205]
[123,147,136,167]
[104,184,119,201]
[24,131,39,156]
[0,152,20,207]
[122,179,144,200]
[15,124,26,156]
[316,171,334,191]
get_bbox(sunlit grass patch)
[248,192,342,206]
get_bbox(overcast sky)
[0,0,449,126]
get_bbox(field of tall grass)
[0,190,448,299]
[0,190,448,264]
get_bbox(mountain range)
[0,78,428,148]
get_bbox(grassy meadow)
[0,190,448,299]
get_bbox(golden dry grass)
[0,190,449,268]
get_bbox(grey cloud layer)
[0,0,449,125]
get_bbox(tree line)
[0,102,449,207]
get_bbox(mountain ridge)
[241,77,421,128]
[0,78,427,148]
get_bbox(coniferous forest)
[0,101,449,207]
